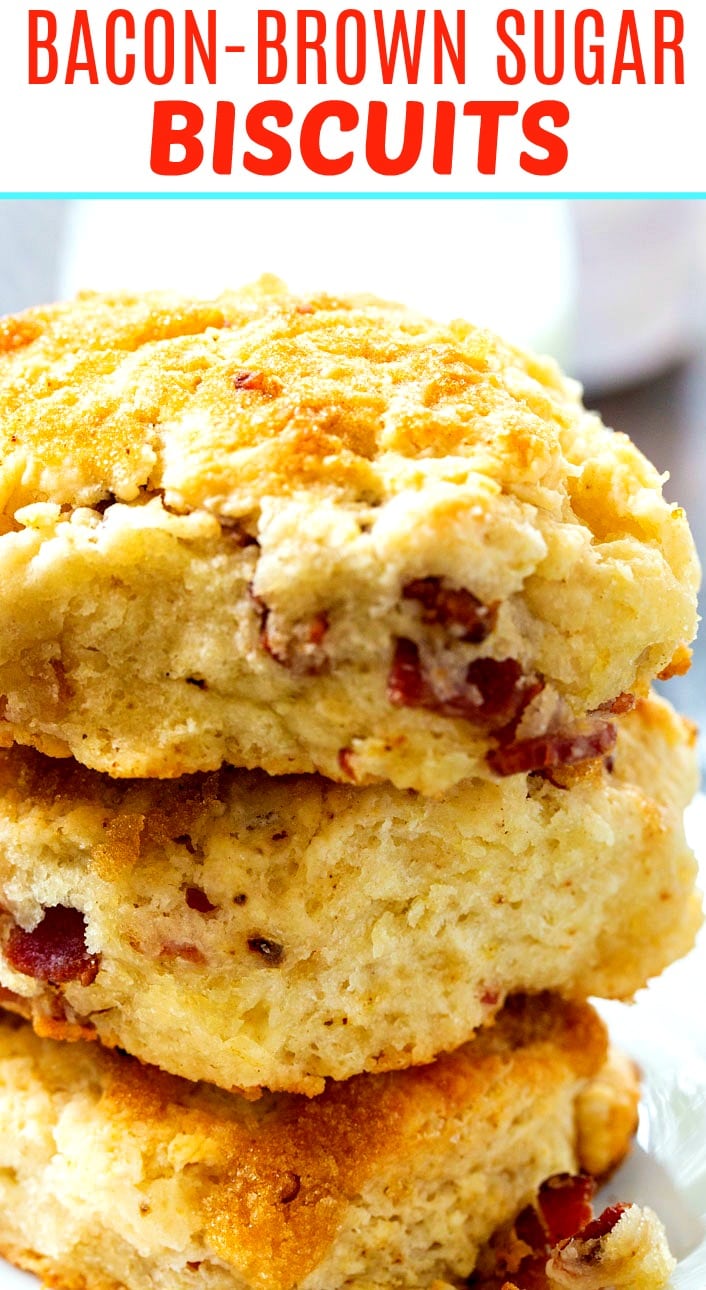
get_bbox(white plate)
[0,800,704,1290]
[594,793,706,1287]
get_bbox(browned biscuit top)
[0,277,678,526]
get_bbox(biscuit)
[0,281,698,788]
[0,997,635,1290]
[0,694,698,1095]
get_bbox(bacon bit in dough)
[50,658,75,706]
[571,1203,629,1244]
[387,638,429,708]
[233,370,265,390]
[480,986,501,1007]
[338,748,357,780]
[231,369,282,396]
[537,1175,596,1245]
[185,887,218,914]
[403,577,498,643]
[596,693,635,716]
[487,724,617,778]
[307,613,329,647]
[5,906,100,985]
[388,639,542,729]
[250,588,330,675]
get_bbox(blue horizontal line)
[0,190,705,200]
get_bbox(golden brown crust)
[0,282,580,512]
[0,292,238,508]
[134,994,602,1284]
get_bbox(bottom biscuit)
[0,996,643,1290]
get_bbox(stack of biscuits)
[0,278,699,1290]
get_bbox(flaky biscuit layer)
[0,281,698,786]
[0,694,699,1094]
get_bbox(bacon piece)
[338,748,357,781]
[487,724,617,778]
[50,658,74,706]
[307,613,329,647]
[5,907,100,986]
[185,887,217,914]
[572,1203,629,1244]
[515,1204,550,1252]
[232,370,282,397]
[403,577,497,643]
[596,693,635,716]
[480,986,501,1008]
[537,1175,596,1246]
[261,610,329,673]
[471,1240,550,1290]
[387,638,433,708]
[233,370,265,390]
[461,658,542,726]
[388,639,542,730]
[250,587,329,675]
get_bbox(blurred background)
[0,197,703,762]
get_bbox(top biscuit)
[0,279,698,788]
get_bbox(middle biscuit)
[0,693,699,1096]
